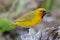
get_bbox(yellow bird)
[13,8,47,28]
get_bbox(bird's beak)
[42,10,48,18]
[43,10,48,15]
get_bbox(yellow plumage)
[13,8,46,28]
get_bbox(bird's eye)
[40,10,43,12]
[40,10,46,14]
[43,11,46,13]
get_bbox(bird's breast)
[19,16,42,28]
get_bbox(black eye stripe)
[40,10,45,12]
[40,10,43,12]
[43,11,45,13]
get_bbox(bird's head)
[36,8,47,18]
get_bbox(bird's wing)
[16,11,35,22]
